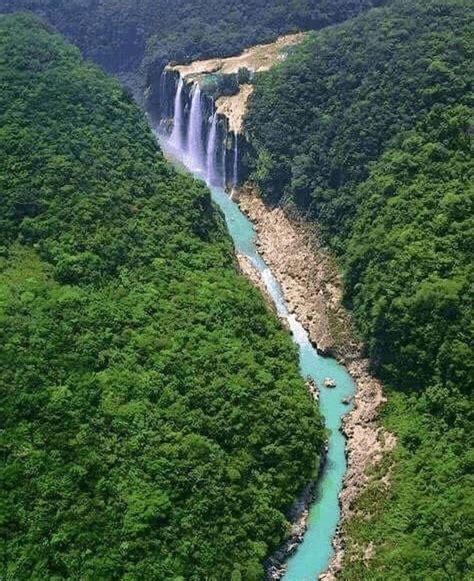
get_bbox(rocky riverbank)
[265,481,316,580]
[266,402,327,581]
[235,185,396,579]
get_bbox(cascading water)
[222,127,228,188]
[206,111,220,187]
[157,71,355,581]
[233,134,239,191]
[187,83,205,172]
[169,77,185,151]
[163,77,225,188]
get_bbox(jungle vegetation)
[0,14,324,579]
[245,0,473,577]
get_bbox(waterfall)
[233,134,239,190]
[163,75,235,191]
[222,126,228,188]
[187,83,205,172]
[206,112,219,187]
[169,77,184,150]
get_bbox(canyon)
[154,38,394,578]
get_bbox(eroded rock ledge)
[235,185,396,578]
[167,33,306,134]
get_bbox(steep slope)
[246,0,471,247]
[0,14,323,580]
[2,0,384,97]
[244,0,473,577]
[339,104,473,580]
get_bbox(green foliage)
[246,0,473,577]
[339,107,473,579]
[345,105,473,394]
[0,14,323,579]
[340,387,473,580]
[200,73,240,99]
[2,0,381,74]
[237,67,253,85]
[246,0,472,248]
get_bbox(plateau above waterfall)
[163,32,306,134]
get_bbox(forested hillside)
[0,14,324,579]
[2,0,382,79]
[340,104,473,580]
[246,0,471,248]
[246,0,473,577]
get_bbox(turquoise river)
[159,132,355,580]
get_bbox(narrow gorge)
[152,37,390,579]
[3,2,471,580]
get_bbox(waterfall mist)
[206,111,219,186]
[161,73,240,192]
[233,134,239,191]
[169,77,184,151]
[187,83,205,172]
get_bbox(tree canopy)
[246,0,472,247]
[0,14,323,579]
[245,0,473,577]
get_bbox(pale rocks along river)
[152,70,359,580]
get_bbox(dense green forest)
[2,0,382,86]
[246,0,472,249]
[0,14,324,579]
[2,0,472,578]
[246,0,473,577]
[340,106,473,579]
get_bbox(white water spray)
[233,133,239,191]
[164,75,229,190]
[222,127,228,188]
[187,83,205,171]
[169,77,184,150]
[206,111,219,187]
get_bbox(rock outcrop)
[167,33,306,134]
[236,187,357,359]
[235,186,396,579]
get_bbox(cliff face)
[234,187,396,578]
[165,33,307,135]
[156,33,308,193]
